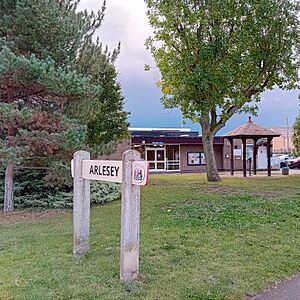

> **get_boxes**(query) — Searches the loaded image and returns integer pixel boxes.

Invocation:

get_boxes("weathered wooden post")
[248,157,252,176]
[242,138,247,177]
[73,150,91,257]
[120,150,141,282]
[71,149,148,277]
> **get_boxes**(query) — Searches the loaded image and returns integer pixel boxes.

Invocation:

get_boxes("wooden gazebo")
[224,117,280,177]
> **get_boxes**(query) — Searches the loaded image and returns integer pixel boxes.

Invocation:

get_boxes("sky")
[79,0,300,134]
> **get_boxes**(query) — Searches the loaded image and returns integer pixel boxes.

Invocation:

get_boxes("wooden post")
[242,138,247,177]
[120,150,141,282]
[267,137,272,177]
[73,150,91,257]
[253,138,257,175]
[248,158,252,176]
[229,138,234,176]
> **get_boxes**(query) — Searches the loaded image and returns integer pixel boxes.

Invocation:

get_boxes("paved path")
[220,169,300,177]
[247,273,300,300]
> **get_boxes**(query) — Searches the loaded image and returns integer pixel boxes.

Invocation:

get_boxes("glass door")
[146,147,166,171]
[146,149,156,170]
[156,149,165,170]
[166,145,180,170]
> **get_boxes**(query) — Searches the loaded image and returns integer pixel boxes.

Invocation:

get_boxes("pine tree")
[0,0,128,211]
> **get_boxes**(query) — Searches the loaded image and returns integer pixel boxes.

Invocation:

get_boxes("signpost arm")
[120,150,141,282]
[73,150,91,257]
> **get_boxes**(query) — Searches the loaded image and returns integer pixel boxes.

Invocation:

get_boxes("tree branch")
[170,42,181,54]
[212,103,243,134]
[244,67,268,98]
[174,22,191,52]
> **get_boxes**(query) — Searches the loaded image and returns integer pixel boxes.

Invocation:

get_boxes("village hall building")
[101,118,279,174]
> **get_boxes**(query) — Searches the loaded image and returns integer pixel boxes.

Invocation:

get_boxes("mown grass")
[0,173,300,299]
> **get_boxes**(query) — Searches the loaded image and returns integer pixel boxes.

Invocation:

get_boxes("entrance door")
[257,146,268,169]
[146,147,166,171]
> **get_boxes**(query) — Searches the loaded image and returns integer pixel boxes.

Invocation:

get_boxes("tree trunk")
[4,163,14,212]
[200,118,221,182]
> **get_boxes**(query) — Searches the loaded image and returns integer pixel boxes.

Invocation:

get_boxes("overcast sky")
[79,0,300,134]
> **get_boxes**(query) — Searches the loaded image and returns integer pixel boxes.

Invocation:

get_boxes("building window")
[187,152,206,166]
[188,152,200,165]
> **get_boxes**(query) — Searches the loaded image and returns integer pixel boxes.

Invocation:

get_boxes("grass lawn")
[1,174,300,300]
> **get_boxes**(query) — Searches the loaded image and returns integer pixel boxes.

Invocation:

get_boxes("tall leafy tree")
[293,115,300,156]
[145,0,300,181]
[0,0,128,211]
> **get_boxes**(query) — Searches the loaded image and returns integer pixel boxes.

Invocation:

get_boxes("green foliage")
[91,180,121,205]
[293,115,300,156]
[0,169,120,208]
[0,0,106,66]
[146,0,300,131]
[146,0,300,181]
[0,47,102,102]
[72,37,129,146]
[0,102,87,168]
[0,0,128,144]
[0,102,32,127]
[0,0,128,189]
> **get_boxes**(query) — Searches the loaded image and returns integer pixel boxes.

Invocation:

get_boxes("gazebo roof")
[224,117,280,138]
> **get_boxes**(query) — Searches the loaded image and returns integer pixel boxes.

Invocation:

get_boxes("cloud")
[79,0,155,80]
[78,0,300,130]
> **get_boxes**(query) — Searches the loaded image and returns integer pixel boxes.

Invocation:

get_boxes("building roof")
[131,136,224,145]
[129,127,223,145]
[270,127,294,139]
[129,127,191,132]
[224,117,280,138]
[130,128,199,138]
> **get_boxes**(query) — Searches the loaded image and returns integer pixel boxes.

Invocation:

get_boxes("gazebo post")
[267,137,272,176]
[253,138,258,175]
[242,138,247,177]
[229,138,234,175]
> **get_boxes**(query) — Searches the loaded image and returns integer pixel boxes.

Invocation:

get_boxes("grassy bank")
[1,174,300,299]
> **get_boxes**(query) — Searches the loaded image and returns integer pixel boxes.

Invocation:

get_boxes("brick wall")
[97,139,131,160]
[223,138,244,170]
[180,144,223,172]
[272,136,294,154]
[97,140,225,172]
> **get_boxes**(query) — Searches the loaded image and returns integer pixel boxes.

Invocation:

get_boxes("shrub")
[0,168,120,209]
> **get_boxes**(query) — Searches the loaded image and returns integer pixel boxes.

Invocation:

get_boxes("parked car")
[288,157,300,169]
[271,154,294,169]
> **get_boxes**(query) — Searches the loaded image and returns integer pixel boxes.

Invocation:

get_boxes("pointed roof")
[224,117,280,138]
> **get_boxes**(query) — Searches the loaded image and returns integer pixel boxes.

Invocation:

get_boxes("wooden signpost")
[72,149,149,282]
